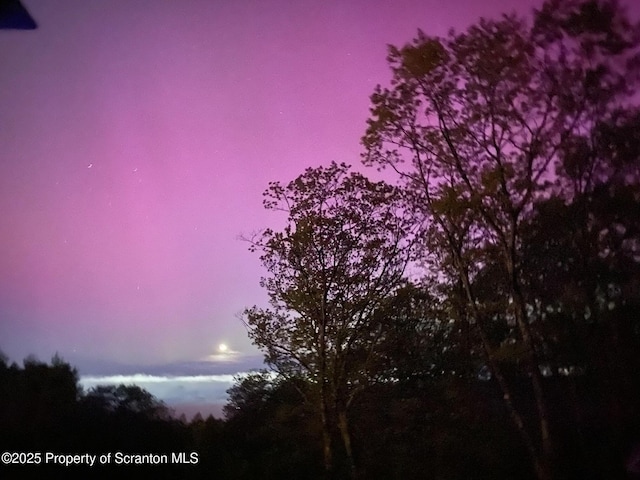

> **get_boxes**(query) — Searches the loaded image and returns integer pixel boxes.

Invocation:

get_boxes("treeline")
[0,351,566,479]
[1,327,639,480]
[0,353,224,478]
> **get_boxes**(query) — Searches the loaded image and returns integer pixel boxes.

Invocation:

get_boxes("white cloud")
[81,373,239,384]
[79,372,248,406]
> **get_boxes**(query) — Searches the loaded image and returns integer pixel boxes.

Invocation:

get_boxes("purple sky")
[2,0,638,414]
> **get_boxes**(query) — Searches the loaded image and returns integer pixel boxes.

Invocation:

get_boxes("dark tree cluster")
[239,1,640,479]
[0,353,226,479]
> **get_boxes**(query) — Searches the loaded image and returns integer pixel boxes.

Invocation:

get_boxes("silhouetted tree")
[361,1,640,478]
[243,162,413,477]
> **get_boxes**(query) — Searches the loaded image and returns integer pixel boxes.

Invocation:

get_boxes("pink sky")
[2,0,637,393]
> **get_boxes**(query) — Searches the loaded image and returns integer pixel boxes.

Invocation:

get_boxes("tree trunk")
[455,251,553,480]
[320,393,333,478]
[506,249,554,480]
[337,407,357,479]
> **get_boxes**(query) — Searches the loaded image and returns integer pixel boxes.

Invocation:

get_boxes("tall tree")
[361,1,639,478]
[243,162,412,478]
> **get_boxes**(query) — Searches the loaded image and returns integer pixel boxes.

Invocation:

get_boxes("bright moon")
[218,343,228,353]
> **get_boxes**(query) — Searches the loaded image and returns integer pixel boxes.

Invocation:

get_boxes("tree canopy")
[243,161,414,476]
[361,0,640,478]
